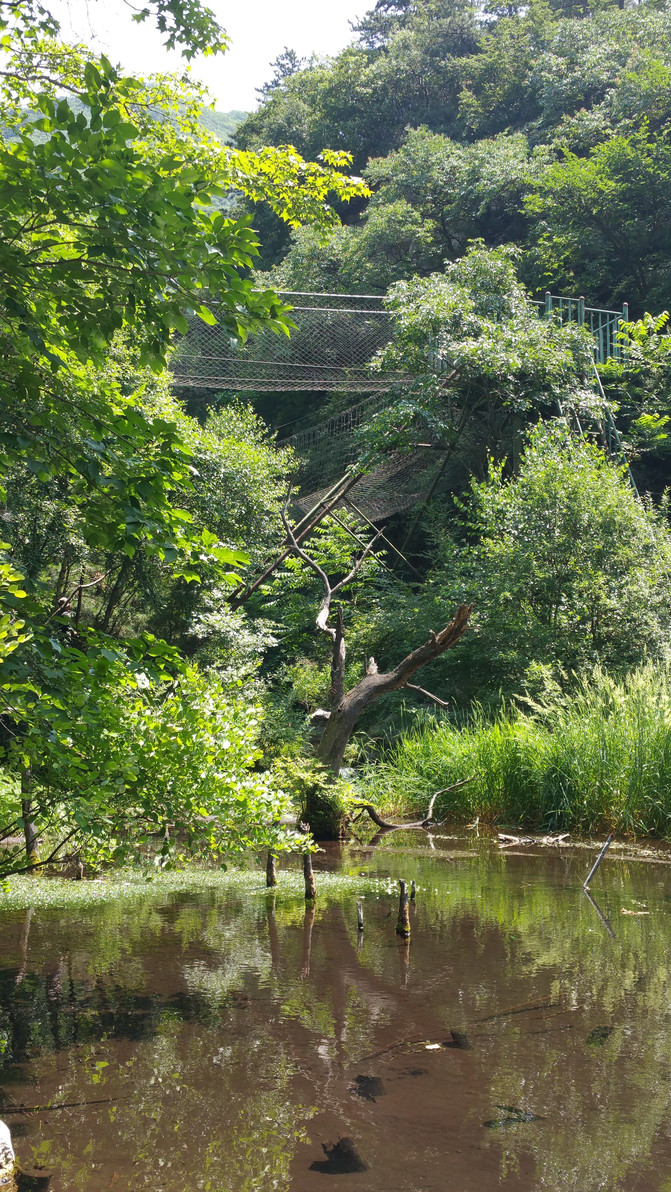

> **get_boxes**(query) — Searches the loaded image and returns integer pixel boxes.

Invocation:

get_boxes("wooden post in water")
[584,834,613,890]
[303,851,316,900]
[396,880,411,938]
[410,880,416,902]
[357,900,364,932]
[266,850,278,888]
[398,939,410,988]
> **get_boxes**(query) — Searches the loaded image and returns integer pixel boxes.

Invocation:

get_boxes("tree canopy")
[0,0,368,873]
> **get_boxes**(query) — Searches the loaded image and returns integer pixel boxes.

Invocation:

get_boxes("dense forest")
[241,0,671,313]
[1,0,671,880]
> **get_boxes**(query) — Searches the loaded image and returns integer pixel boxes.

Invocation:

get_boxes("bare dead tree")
[280,493,473,776]
[316,605,473,773]
[280,491,382,710]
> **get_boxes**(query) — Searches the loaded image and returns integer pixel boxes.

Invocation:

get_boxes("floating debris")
[310,1137,369,1174]
[484,1106,544,1129]
[621,908,650,916]
[498,833,570,848]
[351,1075,386,1102]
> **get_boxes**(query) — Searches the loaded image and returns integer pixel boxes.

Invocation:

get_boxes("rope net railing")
[171,288,630,527]
[171,291,398,392]
[281,393,487,525]
[172,289,627,394]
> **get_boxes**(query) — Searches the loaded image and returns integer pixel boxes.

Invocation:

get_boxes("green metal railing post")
[577,296,585,328]
[617,303,630,362]
[544,291,552,319]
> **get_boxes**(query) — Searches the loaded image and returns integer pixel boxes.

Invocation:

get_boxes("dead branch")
[280,487,383,645]
[353,777,474,833]
[1,1095,129,1115]
[44,569,112,626]
[317,603,473,772]
[404,682,451,709]
[230,468,365,609]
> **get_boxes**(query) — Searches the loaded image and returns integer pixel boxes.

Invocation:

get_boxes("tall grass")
[364,664,671,836]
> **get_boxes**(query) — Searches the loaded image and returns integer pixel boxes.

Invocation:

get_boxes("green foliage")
[365,661,671,837]
[343,421,671,711]
[0,0,228,60]
[0,543,29,662]
[270,755,354,839]
[0,659,305,876]
[378,244,590,408]
[461,421,671,678]
[0,0,370,871]
[237,0,479,168]
[263,129,537,294]
[242,0,671,309]
[351,244,593,477]
[526,127,671,308]
[599,312,671,469]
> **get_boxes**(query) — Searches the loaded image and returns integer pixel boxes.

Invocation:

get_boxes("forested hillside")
[239,0,671,312]
[224,0,671,830]
[199,107,248,142]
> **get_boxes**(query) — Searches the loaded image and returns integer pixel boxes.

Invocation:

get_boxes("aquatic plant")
[364,662,671,835]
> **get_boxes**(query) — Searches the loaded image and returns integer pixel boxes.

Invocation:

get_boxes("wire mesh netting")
[282,394,476,525]
[171,291,400,392]
[172,288,632,526]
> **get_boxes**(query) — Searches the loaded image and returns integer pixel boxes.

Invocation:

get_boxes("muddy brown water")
[2,835,671,1191]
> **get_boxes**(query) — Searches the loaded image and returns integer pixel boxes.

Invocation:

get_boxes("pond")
[2,834,671,1191]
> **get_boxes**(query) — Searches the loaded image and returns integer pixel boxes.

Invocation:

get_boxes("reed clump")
[365,663,671,836]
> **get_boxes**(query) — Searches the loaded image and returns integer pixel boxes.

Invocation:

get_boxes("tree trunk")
[21,768,39,869]
[316,604,472,773]
[330,605,346,708]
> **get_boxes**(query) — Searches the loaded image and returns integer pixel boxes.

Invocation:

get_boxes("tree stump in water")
[303,851,316,900]
[310,1137,368,1174]
[265,850,278,888]
[396,879,411,938]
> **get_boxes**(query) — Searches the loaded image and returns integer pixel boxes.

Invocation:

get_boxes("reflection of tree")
[2,854,671,1190]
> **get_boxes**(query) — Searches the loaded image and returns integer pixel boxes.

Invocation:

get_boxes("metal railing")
[532,293,629,364]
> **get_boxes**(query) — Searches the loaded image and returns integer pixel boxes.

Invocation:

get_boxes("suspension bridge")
[172,288,632,589]
[172,290,629,393]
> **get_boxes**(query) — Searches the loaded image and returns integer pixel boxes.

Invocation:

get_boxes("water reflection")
[0,846,671,1189]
